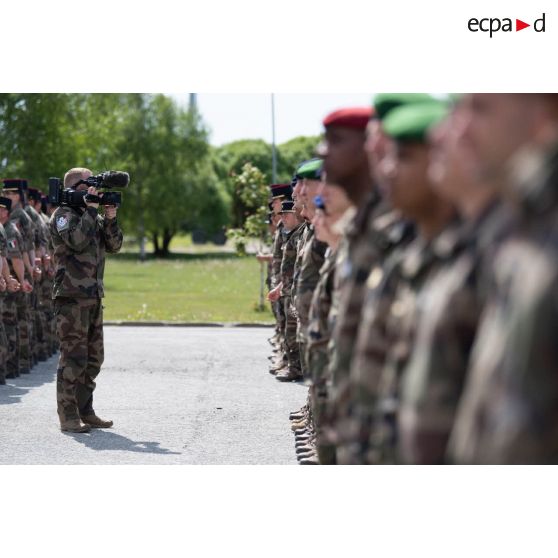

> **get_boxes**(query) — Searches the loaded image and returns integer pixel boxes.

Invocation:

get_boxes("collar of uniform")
[347,189,382,238]
[399,236,437,279]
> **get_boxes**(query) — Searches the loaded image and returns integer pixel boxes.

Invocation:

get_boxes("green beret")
[383,101,449,143]
[296,158,322,180]
[372,93,436,121]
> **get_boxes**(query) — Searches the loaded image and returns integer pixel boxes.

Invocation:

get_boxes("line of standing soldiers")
[0,179,58,385]
[261,93,558,465]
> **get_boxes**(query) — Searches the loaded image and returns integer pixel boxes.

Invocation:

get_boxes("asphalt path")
[0,327,307,464]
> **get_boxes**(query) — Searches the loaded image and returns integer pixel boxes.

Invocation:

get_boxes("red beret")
[323,107,374,130]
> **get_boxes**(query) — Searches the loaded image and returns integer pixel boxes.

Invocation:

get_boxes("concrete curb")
[104,321,274,328]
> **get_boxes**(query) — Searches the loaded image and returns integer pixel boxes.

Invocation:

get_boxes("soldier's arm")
[102,215,123,254]
[53,208,98,252]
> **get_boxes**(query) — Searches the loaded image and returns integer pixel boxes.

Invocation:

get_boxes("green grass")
[103,254,274,323]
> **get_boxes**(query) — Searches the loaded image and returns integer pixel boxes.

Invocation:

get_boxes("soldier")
[394,98,515,464]
[268,199,305,382]
[447,94,558,463]
[0,197,11,385]
[2,179,35,374]
[0,196,28,380]
[50,167,123,433]
[265,183,293,375]
[302,180,353,464]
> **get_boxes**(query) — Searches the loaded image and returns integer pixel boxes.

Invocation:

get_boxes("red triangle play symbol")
[516,19,530,31]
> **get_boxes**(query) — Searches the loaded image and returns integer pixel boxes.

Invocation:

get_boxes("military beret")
[323,107,373,130]
[280,200,296,213]
[0,196,12,211]
[2,178,26,192]
[296,158,323,180]
[372,93,436,121]
[383,101,449,143]
[270,183,293,199]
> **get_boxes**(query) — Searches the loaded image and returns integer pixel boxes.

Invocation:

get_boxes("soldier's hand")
[267,286,281,302]
[85,186,99,209]
[0,277,6,292]
[7,276,20,292]
[21,279,33,293]
[33,266,42,281]
[104,205,117,220]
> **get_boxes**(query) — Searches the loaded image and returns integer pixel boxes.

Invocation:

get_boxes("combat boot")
[61,420,91,433]
[299,455,319,465]
[276,368,303,382]
[81,414,113,428]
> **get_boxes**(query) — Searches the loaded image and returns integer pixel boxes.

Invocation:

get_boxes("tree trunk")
[153,233,161,256]
[161,228,174,257]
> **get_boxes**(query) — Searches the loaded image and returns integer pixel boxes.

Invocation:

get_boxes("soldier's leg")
[277,296,302,381]
[28,291,37,366]
[55,298,90,425]
[35,286,48,361]
[0,299,8,384]
[77,299,104,418]
[3,295,20,378]
[15,292,31,373]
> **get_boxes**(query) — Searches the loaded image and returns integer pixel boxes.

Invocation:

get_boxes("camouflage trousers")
[55,297,104,424]
[2,294,20,378]
[308,346,336,464]
[0,297,8,382]
[283,296,301,374]
[15,292,31,373]
[41,275,57,353]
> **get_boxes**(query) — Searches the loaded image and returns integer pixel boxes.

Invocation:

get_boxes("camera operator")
[50,167,123,433]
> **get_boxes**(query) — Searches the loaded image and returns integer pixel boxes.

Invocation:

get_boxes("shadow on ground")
[65,429,181,455]
[0,356,58,406]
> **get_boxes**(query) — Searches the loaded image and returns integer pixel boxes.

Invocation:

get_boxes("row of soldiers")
[261,93,558,465]
[0,179,58,385]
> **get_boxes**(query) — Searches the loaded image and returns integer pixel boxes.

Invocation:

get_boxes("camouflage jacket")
[4,221,25,280]
[327,193,413,401]
[0,223,6,298]
[9,206,34,253]
[271,223,285,289]
[50,205,123,299]
[396,201,514,464]
[280,222,305,297]
[25,205,48,251]
[449,145,558,464]
[295,225,328,342]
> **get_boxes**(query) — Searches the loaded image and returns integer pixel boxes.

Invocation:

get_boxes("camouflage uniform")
[295,224,327,379]
[3,222,24,378]
[327,197,412,455]
[50,205,123,425]
[0,223,8,383]
[306,247,337,463]
[25,204,49,360]
[449,147,558,464]
[396,202,514,464]
[280,222,305,378]
[9,206,34,373]
[271,223,286,361]
[41,211,57,353]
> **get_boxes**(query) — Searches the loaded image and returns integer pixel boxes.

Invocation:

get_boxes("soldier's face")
[312,210,330,244]
[321,126,369,190]
[280,212,297,230]
[365,119,391,189]
[303,179,321,214]
[317,180,352,220]
[460,94,545,181]
[271,198,282,215]
[385,141,434,218]
[4,191,20,207]
[0,207,8,222]
[292,181,303,211]
[74,170,92,191]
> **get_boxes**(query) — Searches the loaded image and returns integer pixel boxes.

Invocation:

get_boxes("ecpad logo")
[468,13,546,37]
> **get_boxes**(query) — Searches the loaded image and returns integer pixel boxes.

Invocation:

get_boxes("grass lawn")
[103,254,274,323]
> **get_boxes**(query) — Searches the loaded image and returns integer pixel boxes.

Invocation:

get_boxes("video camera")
[48,171,130,208]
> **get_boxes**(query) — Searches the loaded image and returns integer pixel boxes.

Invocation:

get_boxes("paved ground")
[0,327,307,464]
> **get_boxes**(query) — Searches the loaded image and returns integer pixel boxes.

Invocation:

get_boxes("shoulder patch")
[56,216,69,232]
[8,238,17,249]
